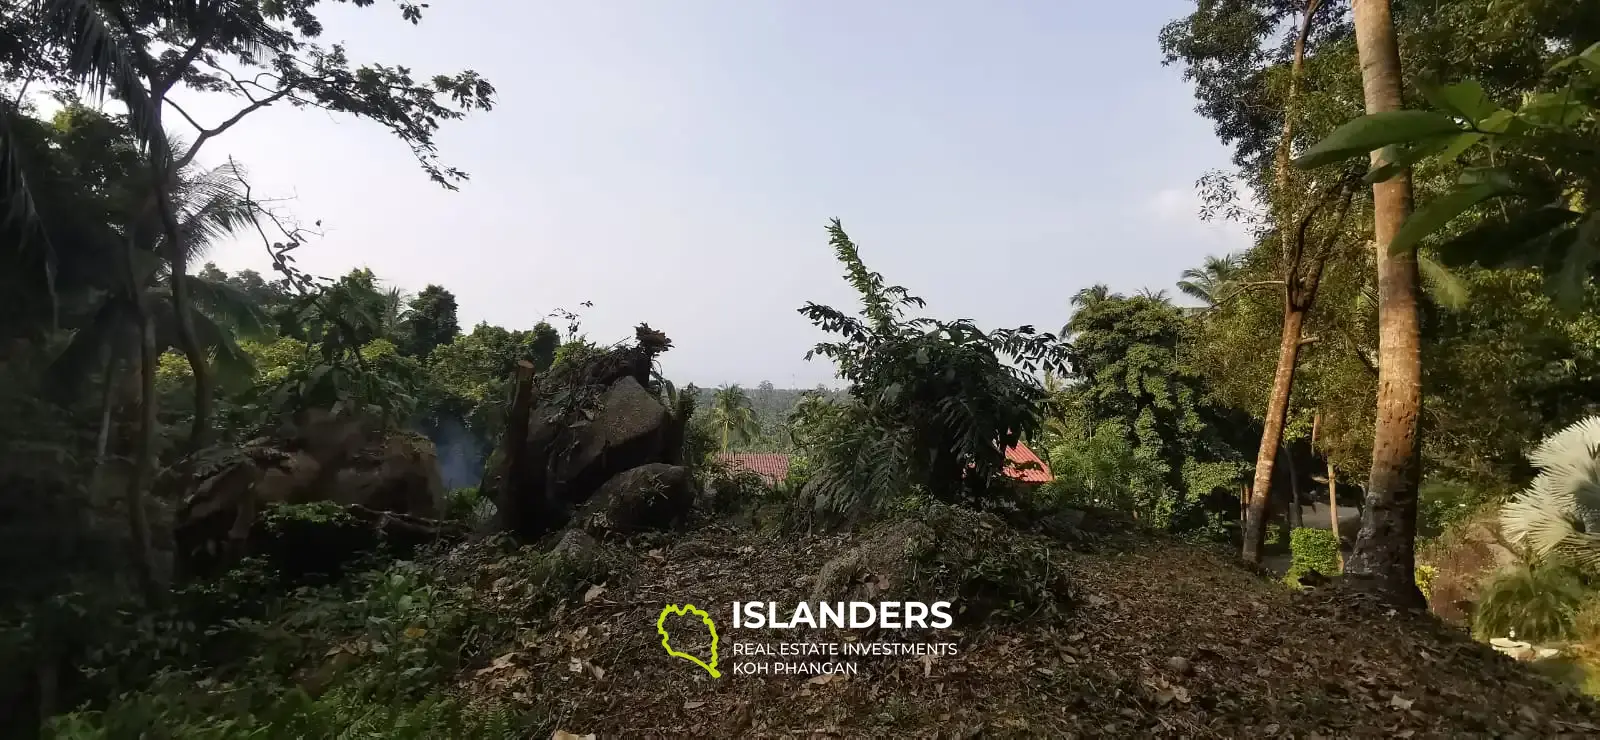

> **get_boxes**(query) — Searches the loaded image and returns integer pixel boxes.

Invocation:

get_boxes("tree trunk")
[126,309,161,603]
[1241,0,1324,564]
[1345,0,1426,609]
[150,130,214,477]
[1243,308,1305,562]
[1284,442,1303,529]
[494,361,537,535]
[1328,461,1344,572]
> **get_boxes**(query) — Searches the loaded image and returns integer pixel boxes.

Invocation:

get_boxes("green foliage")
[893,503,1073,624]
[797,220,1071,517]
[443,487,495,526]
[1047,290,1247,530]
[1285,528,1341,588]
[1297,45,1600,307]
[709,384,761,454]
[697,460,772,515]
[398,285,460,359]
[1472,564,1589,642]
[1500,416,1600,570]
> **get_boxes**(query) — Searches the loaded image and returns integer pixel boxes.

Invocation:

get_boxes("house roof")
[1003,441,1053,484]
[716,443,1052,486]
[717,453,790,485]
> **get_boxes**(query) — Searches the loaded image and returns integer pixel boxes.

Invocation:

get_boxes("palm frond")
[183,273,267,337]
[1502,415,1600,569]
[41,0,159,146]
[1418,254,1469,311]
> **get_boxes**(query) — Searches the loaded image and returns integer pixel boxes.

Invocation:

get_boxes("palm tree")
[1071,284,1113,309]
[1345,0,1426,608]
[710,384,760,454]
[1176,254,1242,307]
[1501,417,1600,569]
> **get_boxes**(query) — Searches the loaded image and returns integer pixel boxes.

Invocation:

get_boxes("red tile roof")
[718,453,790,485]
[717,443,1052,486]
[1003,441,1053,484]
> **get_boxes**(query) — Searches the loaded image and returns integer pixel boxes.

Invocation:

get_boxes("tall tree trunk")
[149,130,214,475]
[1328,461,1344,572]
[1241,0,1324,564]
[1244,312,1306,561]
[1346,0,1426,609]
[1284,442,1303,529]
[126,308,161,603]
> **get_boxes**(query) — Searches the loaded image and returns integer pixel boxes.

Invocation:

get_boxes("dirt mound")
[435,513,1598,738]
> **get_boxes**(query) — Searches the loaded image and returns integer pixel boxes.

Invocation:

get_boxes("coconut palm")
[1176,253,1242,307]
[710,384,761,454]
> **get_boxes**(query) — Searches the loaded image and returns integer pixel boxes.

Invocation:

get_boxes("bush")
[1472,564,1588,642]
[1284,528,1341,588]
[697,461,771,515]
[444,486,496,526]
[1415,564,1437,600]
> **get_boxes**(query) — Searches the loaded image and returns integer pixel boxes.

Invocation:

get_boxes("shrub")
[1284,528,1341,588]
[1472,564,1588,642]
[444,486,496,526]
[1415,564,1437,600]
[698,461,771,515]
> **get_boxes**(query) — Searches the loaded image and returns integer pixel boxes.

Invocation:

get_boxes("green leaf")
[1293,110,1466,169]
[1521,91,1588,128]
[1436,206,1583,268]
[1365,134,1476,183]
[1417,254,1468,311]
[1389,182,1512,255]
[1418,79,1498,123]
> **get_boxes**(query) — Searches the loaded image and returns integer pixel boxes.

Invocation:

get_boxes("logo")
[656,603,721,678]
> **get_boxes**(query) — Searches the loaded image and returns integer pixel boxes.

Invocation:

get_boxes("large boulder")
[548,376,670,505]
[1420,505,1523,625]
[576,463,696,535]
[175,424,452,578]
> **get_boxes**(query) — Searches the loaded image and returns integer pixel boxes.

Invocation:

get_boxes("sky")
[175,0,1252,388]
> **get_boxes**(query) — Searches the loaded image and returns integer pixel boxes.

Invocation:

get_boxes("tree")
[1057,290,1248,529]
[799,219,1072,516]
[710,384,759,454]
[1339,0,1426,607]
[1177,253,1243,307]
[401,285,460,359]
[15,0,495,474]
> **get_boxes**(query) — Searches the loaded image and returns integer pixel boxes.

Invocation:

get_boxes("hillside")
[68,503,1600,739]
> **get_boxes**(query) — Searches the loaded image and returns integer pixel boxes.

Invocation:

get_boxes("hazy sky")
[179,0,1249,388]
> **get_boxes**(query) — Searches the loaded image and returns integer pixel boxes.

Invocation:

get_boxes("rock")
[1167,656,1193,675]
[546,376,671,508]
[576,463,695,535]
[811,519,936,602]
[175,423,452,578]
[551,530,598,560]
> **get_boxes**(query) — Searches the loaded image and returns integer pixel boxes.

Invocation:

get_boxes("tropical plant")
[797,219,1071,517]
[1294,43,1600,307]
[1501,416,1600,570]
[710,384,760,454]
[1472,563,1589,642]
[1177,253,1244,307]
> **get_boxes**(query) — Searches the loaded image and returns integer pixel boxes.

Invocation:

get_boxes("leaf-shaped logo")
[656,603,721,678]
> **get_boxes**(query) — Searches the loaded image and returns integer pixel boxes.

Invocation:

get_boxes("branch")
[172,87,294,172]
[1298,335,1320,346]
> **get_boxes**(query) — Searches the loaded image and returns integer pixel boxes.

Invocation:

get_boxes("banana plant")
[1294,42,1600,307]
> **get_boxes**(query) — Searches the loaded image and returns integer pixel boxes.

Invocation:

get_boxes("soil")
[460,517,1600,738]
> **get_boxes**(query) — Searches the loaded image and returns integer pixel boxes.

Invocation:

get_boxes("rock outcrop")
[491,325,696,541]
[174,413,453,579]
